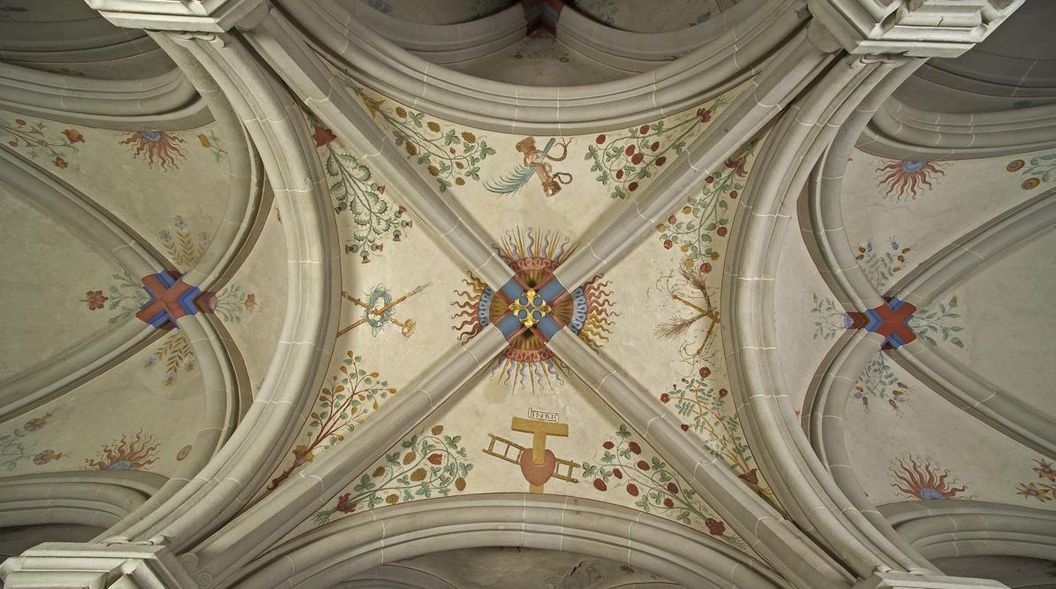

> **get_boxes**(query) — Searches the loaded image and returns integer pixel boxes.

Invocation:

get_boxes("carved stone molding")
[853,570,1009,589]
[807,0,1024,57]
[0,543,196,588]
[85,0,269,33]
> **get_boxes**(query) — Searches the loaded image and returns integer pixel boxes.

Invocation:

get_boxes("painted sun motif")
[875,159,945,200]
[120,130,186,170]
[889,455,966,501]
[452,228,617,390]
[85,431,160,471]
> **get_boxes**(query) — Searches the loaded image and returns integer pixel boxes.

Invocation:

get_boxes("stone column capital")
[0,542,197,588]
[84,0,269,32]
[854,571,1010,589]
[807,0,1024,58]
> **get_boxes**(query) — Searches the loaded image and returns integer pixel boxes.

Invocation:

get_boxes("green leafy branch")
[908,296,964,348]
[313,425,472,524]
[581,425,745,547]
[656,141,755,262]
[585,99,730,200]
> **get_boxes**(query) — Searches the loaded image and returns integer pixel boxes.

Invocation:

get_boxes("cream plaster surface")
[0,329,205,478]
[843,358,1053,511]
[217,206,287,398]
[346,83,742,248]
[280,375,757,557]
[841,149,1050,294]
[936,228,1056,425]
[0,184,120,379]
[0,112,234,274]
[775,207,840,414]
[254,183,469,495]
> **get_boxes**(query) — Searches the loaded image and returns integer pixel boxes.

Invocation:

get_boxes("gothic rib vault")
[0,0,1054,587]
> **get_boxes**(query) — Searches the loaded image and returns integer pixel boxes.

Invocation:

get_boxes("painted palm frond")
[485,165,535,195]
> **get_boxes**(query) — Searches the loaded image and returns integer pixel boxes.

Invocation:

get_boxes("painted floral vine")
[0,413,63,471]
[1007,154,1056,191]
[0,116,82,168]
[810,293,847,340]
[268,351,396,490]
[655,141,755,264]
[659,376,774,502]
[586,99,731,200]
[312,424,472,523]
[196,130,227,162]
[856,238,911,292]
[908,295,964,348]
[309,113,412,262]
[852,354,910,412]
[1016,459,1055,503]
[346,86,496,193]
[581,425,745,547]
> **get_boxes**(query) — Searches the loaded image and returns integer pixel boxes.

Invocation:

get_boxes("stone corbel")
[85,0,269,33]
[854,571,1009,589]
[807,0,1024,57]
[0,542,196,588]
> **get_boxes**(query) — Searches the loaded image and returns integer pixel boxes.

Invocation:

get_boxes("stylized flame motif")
[889,456,965,501]
[875,160,945,200]
[451,228,617,391]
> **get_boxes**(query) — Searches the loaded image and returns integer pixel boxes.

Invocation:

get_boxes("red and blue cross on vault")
[845,297,918,349]
[135,271,215,329]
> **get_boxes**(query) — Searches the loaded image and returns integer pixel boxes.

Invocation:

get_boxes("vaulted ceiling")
[0,1,1053,588]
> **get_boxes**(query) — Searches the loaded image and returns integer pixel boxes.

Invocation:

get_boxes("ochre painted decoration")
[0,115,82,168]
[485,137,573,197]
[268,351,396,491]
[311,424,473,524]
[119,130,186,170]
[889,455,967,501]
[452,228,616,390]
[339,284,428,338]
[654,261,720,365]
[483,416,580,493]
[1006,154,1055,191]
[874,159,945,200]
[0,412,64,471]
[1016,459,1055,503]
[85,431,160,471]
[845,297,918,349]
[581,424,747,548]
[308,111,413,263]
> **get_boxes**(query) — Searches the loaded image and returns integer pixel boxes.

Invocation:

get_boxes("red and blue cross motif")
[845,297,917,349]
[135,271,205,329]
[494,275,571,342]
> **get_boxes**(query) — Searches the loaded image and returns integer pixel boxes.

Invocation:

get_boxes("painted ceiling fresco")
[238,77,780,565]
[770,143,1056,517]
[0,109,264,482]
[0,0,1052,586]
